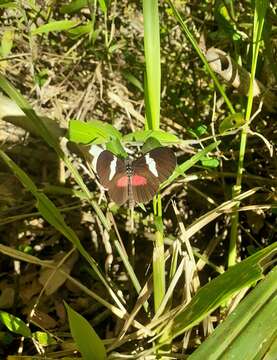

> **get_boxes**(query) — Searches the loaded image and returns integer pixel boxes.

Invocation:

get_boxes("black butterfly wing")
[131,147,176,204]
[96,150,129,205]
[130,162,160,204]
[147,147,176,182]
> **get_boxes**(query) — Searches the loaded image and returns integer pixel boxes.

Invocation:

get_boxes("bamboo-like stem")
[143,0,165,316]
[228,0,268,267]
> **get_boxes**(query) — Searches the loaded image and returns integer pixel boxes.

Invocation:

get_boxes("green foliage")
[0,311,31,338]
[0,29,14,58]
[0,0,276,358]
[219,113,245,133]
[31,20,79,35]
[189,266,277,359]
[65,303,107,360]
[159,243,277,344]
[68,119,122,145]
[32,331,57,347]
[123,129,179,144]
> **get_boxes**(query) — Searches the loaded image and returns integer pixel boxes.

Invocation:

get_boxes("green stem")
[143,0,165,314]
[228,0,268,267]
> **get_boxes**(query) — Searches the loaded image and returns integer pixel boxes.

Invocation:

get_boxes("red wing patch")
[116,176,129,188]
[131,175,147,186]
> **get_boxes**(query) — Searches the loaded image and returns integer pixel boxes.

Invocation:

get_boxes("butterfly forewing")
[96,150,129,204]
[147,147,176,182]
[131,147,176,203]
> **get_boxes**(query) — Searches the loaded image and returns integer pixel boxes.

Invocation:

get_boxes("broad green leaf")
[219,113,245,134]
[159,243,277,344]
[123,130,179,144]
[123,130,153,143]
[0,311,31,338]
[65,303,107,360]
[200,157,220,168]
[0,29,14,57]
[60,0,88,14]
[106,138,127,158]
[68,119,121,144]
[188,266,277,359]
[67,23,92,39]
[31,20,78,35]
[151,130,179,144]
[32,331,56,346]
[141,136,162,154]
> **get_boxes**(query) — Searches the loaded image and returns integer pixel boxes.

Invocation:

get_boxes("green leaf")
[159,243,277,344]
[141,136,162,154]
[68,119,121,144]
[60,0,88,14]
[67,23,92,39]
[32,331,57,346]
[200,157,220,168]
[123,129,179,144]
[188,266,277,359]
[0,311,31,338]
[143,0,161,129]
[31,20,78,35]
[219,113,245,134]
[65,303,107,360]
[0,29,14,58]
[151,130,179,144]
[122,71,144,92]
[188,124,208,138]
[106,138,127,158]
[97,0,107,13]
[0,1,17,10]
[123,130,153,143]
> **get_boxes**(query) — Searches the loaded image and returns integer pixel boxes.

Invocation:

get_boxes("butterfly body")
[96,147,176,205]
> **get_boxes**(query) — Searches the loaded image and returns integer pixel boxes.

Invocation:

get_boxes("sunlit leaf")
[219,113,245,133]
[0,29,14,57]
[31,20,78,35]
[159,243,277,344]
[32,331,57,346]
[0,311,31,338]
[68,119,121,144]
[60,0,88,14]
[189,266,277,359]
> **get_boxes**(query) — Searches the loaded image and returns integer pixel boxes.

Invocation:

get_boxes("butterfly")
[96,147,176,205]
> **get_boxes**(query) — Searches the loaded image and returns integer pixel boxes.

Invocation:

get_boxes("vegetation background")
[0,0,276,359]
